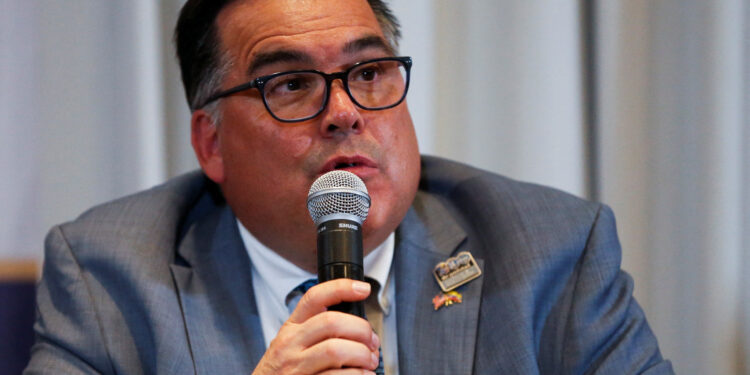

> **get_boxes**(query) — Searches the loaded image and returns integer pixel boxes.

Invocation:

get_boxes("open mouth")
[335,162,359,169]
[319,156,378,178]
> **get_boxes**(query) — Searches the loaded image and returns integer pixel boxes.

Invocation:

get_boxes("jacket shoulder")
[34,171,216,374]
[73,170,209,222]
[53,170,217,263]
[419,155,602,222]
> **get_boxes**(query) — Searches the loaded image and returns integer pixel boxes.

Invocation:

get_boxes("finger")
[289,279,370,323]
[318,369,376,375]
[301,338,379,373]
[298,311,379,350]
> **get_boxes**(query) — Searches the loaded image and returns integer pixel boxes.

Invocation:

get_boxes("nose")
[318,81,364,138]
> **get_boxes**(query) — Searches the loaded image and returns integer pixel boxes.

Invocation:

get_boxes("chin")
[362,197,401,248]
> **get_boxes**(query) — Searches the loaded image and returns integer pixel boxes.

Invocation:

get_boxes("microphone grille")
[307,170,371,225]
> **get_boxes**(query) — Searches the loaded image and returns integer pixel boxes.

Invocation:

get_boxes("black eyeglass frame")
[196,56,412,123]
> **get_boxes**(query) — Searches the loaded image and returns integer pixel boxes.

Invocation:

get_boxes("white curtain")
[425,1,587,197]
[2,0,748,373]
[1,1,41,261]
[1,0,185,262]
[597,1,748,373]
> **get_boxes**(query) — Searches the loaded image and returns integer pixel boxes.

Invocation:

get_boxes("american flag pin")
[432,290,463,310]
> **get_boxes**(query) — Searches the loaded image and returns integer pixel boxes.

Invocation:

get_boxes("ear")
[191,109,225,184]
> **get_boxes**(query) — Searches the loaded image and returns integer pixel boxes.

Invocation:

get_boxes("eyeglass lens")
[263,59,407,121]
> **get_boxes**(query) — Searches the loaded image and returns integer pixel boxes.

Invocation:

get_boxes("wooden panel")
[0,260,38,282]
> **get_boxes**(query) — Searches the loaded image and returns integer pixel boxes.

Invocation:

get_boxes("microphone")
[307,170,371,317]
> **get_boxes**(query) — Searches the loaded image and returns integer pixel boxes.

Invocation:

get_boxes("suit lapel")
[396,192,484,375]
[170,204,266,374]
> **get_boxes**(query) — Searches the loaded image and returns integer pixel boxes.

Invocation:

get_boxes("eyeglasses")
[197,56,412,123]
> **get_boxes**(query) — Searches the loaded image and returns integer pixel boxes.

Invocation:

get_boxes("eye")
[351,64,382,82]
[285,78,303,91]
[274,77,306,92]
[266,73,317,96]
[358,67,378,81]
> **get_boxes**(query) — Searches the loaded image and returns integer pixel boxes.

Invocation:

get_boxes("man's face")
[193,0,420,271]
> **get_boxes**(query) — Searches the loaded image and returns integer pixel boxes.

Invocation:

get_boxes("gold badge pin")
[433,251,482,292]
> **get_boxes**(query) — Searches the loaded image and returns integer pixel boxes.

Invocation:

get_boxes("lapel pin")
[432,290,463,310]
[433,251,482,292]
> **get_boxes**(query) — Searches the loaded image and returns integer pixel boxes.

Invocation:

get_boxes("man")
[25,0,674,374]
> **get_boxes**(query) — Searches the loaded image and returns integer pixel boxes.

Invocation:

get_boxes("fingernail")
[371,331,380,350]
[352,281,370,295]
[371,352,379,368]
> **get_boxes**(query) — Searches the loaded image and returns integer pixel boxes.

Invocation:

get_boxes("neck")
[236,217,390,275]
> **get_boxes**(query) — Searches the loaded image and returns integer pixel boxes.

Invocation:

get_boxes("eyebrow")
[247,50,314,77]
[246,35,393,77]
[343,35,393,55]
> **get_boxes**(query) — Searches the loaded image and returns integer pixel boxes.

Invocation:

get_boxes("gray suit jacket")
[25,156,673,374]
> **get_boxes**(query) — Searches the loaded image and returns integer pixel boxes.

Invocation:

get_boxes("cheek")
[366,110,420,213]
[287,134,313,159]
[226,120,314,165]
[375,112,419,176]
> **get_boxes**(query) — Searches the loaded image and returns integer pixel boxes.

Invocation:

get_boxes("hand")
[252,279,381,375]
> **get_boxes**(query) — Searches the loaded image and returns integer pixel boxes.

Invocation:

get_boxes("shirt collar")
[237,219,394,312]
[237,220,314,314]
[363,231,395,313]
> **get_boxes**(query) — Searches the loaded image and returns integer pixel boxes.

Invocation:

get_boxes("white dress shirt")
[237,220,399,373]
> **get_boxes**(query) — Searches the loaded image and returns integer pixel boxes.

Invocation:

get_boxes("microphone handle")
[317,219,365,318]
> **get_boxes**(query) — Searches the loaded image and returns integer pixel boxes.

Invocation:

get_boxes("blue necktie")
[286,278,318,313]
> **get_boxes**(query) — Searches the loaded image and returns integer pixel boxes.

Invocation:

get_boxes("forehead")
[216,0,386,67]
